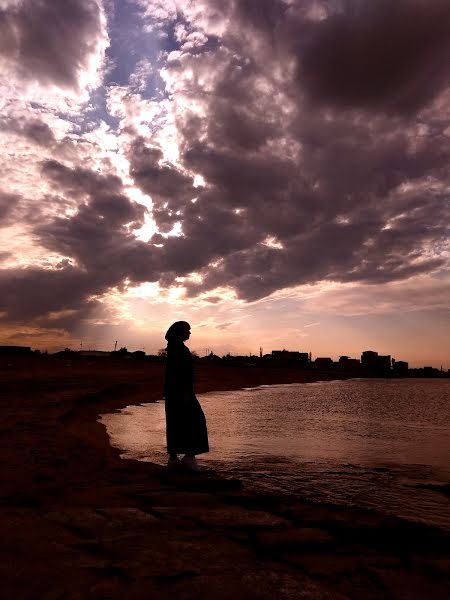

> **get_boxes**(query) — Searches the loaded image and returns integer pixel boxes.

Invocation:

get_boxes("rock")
[369,567,450,600]
[257,527,332,551]
[287,553,364,577]
[155,506,289,530]
[97,507,159,526]
[46,508,108,534]
[412,555,450,577]
[138,490,222,508]
[161,472,243,492]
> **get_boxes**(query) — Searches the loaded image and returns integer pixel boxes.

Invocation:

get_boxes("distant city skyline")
[1,339,446,371]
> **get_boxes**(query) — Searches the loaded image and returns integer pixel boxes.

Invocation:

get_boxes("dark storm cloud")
[298,0,450,114]
[0,160,162,327]
[21,119,56,147]
[183,143,293,201]
[0,266,104,323]
[158,191,262,279]
[41,160,146,228]
[206,103,279,152]
[178,124,448,299]
[0,190,21,226]
[128,137,196,232]
[0,116,56,147]
[0,0,104,88]
[38,160,156,275]
[135,0,450,301]
[2,0,449,333]
[0,191,14,222]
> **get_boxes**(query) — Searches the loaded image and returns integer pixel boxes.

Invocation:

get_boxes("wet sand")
[0,357,448,599]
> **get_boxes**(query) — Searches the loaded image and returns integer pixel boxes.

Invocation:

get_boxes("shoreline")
[102,376,450,533]
[1,359,449,598]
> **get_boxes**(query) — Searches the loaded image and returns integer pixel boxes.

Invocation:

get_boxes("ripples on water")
[101,379,450,530]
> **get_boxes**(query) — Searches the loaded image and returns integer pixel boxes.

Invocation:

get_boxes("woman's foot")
[181,455,201,472]
[167,456,182,470]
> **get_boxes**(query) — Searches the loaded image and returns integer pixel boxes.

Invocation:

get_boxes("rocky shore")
[1,358,448,599]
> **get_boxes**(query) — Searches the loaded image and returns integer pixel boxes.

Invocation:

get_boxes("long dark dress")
[163,341,209,455]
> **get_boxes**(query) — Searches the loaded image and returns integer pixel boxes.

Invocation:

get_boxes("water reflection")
[101,379,450,529]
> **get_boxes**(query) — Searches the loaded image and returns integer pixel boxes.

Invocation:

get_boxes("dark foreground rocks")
[0,360,449,599]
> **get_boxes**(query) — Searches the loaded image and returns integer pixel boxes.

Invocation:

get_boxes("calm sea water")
[101,379,450,530]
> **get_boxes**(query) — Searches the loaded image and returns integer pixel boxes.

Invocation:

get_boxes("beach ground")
[0,357,448,599]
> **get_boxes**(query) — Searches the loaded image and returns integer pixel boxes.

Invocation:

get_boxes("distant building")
[393,360,408,375]
[423,366,440,376]
[201,351,221,362]
[78,350,111,357]
[0,345,32,355]
[272,350,308,359]
[361,350,379,367]
[377,355,391,370]
[271,350,309,363]
[361,350,391,373]
[314,357,334,365]
[338,356,360,368]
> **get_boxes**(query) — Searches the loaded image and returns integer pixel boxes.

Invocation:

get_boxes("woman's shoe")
[167,456,182,470]
[181,455,201,472]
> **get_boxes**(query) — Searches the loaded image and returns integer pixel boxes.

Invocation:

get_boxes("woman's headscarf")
[165,321,190,345]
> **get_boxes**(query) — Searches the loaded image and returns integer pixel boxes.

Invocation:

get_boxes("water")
[101,379,450,530]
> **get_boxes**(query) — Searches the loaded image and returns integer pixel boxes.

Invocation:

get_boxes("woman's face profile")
[183,323,191,341]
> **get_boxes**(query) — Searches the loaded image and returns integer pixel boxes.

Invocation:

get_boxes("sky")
[0,0,449,367]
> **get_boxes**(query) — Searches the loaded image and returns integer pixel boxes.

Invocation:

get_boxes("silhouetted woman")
[163,321,209,471]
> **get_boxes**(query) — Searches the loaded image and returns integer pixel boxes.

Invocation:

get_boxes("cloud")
[0,265,102,324]
[138,0,450,301]
[128,136,196,232]
[299,275,450,317]
[23,119,56,146]
[0,191,15,221]
[298,0,450,114]
[0,116,57,148]
[36,160,155,272]
[0,190,20,225]
[129,58,153,92]
[0,0,449,343]
[215,321,233,330]
[0,160,162,328]
[0,0,107,90]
